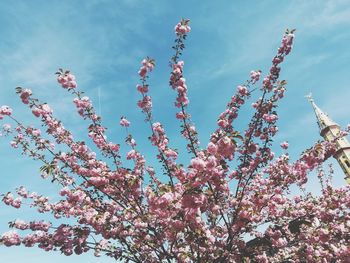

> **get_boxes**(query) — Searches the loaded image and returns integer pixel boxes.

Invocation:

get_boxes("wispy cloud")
[194,0,350,79]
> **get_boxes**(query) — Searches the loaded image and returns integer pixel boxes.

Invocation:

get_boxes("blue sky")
[0,0,350,262]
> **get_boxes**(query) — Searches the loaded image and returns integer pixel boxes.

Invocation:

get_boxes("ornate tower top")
[306,93,350,184]
[306,93,339,133]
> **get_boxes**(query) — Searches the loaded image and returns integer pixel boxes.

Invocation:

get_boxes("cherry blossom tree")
[0,19,349,263]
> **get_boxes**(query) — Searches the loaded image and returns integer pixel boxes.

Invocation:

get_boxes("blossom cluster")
[57,69,77,89]
[174,18,191,36]
[0,105,12,120]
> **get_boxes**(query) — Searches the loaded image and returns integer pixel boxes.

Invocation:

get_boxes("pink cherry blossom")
[57,71,77,89]
[280,141,289,149]
[0,105,12,116]
[119,117,130,127]
[174,19,191,35]
[1,231,21,246]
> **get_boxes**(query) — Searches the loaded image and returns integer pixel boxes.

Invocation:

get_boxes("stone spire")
[306,93,339,134]
[307,93,350,184]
